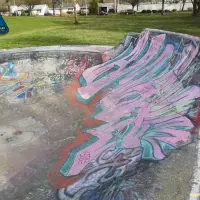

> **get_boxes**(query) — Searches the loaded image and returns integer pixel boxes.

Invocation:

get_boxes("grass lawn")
[1,12,200,49]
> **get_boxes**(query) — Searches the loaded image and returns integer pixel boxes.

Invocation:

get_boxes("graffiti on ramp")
[48,29,200,200]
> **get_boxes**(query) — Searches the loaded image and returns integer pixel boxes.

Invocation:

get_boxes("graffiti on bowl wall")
[48,30,200,200]
[0,56,88,104]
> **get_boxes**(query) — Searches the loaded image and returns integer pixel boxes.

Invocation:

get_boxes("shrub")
[146,9,151,13]
[141,10,147,13]
[21,9,26,16]
[172,9,177,12]
[152,10,157,13]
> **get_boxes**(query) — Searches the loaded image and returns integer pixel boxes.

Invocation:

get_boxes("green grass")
[1,13,200,49]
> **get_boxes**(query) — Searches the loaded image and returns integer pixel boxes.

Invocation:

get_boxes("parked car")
[2,12,9,16]
[99,11,107,16]
[44,12,53,16]
[120,9,135,15]
[108,8,115,13]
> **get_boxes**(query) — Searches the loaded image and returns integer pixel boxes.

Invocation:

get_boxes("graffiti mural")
[48,29,200,200]
[0,55,89,104]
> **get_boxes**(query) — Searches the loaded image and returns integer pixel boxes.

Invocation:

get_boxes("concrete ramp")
[0,29,200,200]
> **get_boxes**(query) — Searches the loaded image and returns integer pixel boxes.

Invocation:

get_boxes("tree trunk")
[130,0,140,11]
[74,0,78,24]
[161,0,165,15]
[198,0,200,12]
[182,0,186,11]
[52,0,55,16]
[7,0,11,16]
[28,5,32,16]
[60,0,63,16]
[114,0,116,13]
[193,0,197,16]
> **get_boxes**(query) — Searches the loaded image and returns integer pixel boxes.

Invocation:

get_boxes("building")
[98,3,133,13]
[18,5,29,11]
[17,5,28,15]
[134,0,193,12]
[117,3,133,13]
[48,3,80,15]
[80,5,89,15]
[31,4,48,16]
[98,3,114,13]
[10,6,18,14]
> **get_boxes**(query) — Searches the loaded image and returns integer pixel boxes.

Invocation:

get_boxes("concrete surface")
[0,29,199,200]
[0,47,108,200]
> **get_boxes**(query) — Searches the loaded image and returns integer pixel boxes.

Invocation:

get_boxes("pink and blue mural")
[48,29,200,200]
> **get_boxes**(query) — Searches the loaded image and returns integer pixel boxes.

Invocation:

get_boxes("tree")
[23,0,42,15]
[191,0,200,16]
[51,0,63,16]
[89,0,98,15]
[161,0,164,15]
[74,0,78,24]
[182,0,186,11]
[0,7,8,13]
[5,0,11,16]
[198,0,200,12]
[128,0,140,10]
[52,0,56,16]
[60,0,63,16]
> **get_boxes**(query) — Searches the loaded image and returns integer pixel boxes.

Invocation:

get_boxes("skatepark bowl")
[0,28,200,200]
